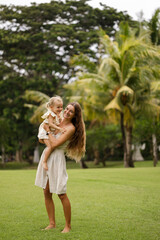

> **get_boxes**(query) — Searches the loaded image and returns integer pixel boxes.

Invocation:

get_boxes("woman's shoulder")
[66,123,75,134]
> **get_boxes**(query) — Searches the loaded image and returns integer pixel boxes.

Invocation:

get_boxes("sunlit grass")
[0,167,160,240]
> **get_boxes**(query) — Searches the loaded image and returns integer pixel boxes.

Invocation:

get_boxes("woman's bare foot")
[43,224,56,230]
[61,226,71,233]
[42,161,48,171]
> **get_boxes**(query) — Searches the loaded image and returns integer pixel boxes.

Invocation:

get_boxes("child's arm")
[48,114,62,131]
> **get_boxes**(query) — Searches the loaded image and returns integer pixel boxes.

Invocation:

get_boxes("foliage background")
[0,0,160,165]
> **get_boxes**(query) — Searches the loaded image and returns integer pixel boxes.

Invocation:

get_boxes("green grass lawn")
[0,167,160,240]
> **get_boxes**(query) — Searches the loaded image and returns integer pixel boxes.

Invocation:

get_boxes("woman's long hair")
[66,102,86,162]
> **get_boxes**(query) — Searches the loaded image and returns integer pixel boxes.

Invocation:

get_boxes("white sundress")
[35,133,68,194]
[37,110,63,140]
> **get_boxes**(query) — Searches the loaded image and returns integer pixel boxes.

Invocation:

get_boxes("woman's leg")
[58,193,71,233]
[43,181,56,229]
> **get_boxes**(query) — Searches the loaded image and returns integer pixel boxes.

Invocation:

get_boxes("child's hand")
[59,119,62,123]
[43,123,50,132]
[59,127,66,134]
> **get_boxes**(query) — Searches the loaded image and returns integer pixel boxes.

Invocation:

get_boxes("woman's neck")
[61,118,72,126]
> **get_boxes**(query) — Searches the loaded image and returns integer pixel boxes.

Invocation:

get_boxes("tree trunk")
[101,158,106,167]
[152,133,158,167]
[125,126,134,167]
[120,113,127,167]
[79,160,88,169]
[93,149,100,165]
[1,145,5,165]
[120,113,134,168]
[15,150,21,162]
[15,141,23,162]
[33,145,40,163]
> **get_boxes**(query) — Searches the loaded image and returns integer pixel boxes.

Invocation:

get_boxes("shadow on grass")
[0,162,37,170]
[0,159,157,170]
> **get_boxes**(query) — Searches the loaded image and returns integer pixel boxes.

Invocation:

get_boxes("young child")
[38,96,65,171]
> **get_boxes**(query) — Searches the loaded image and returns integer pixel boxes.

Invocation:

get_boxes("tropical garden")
[0,1,160,240]
[0,0,160,168]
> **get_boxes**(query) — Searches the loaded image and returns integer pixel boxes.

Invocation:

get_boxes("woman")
[35,102,86,233]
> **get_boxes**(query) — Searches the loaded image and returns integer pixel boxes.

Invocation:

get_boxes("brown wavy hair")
[66,102,86,162]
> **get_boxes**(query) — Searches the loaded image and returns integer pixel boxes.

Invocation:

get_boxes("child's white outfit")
[38,110,63,140]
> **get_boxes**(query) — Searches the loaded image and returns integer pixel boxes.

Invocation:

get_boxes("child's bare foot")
[61,226,71,233]
[42,161,48,171]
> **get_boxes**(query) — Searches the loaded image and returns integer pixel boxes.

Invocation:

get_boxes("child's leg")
[42,139,52,171]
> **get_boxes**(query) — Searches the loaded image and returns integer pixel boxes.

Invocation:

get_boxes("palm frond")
[104,98,122,112]
[124,61,137,85]
[79,73,107,83]
[151,81,160,92]
[70,53,97,73]
[24,90,49,104]
[30,103,47,124]
[99,29,120,58]
[24,103,37,110]
[99,58,121,81]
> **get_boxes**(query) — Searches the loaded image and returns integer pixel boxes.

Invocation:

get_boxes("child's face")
[50,100,63,115]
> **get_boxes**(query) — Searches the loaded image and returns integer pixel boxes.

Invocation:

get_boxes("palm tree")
[148,9,160,166]
[149,81,160,166]
[24,90,49,124]
[148,8,160,45]
[65,22,160,167]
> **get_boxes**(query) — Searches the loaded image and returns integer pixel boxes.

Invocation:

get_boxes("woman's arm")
[44,123,75,149]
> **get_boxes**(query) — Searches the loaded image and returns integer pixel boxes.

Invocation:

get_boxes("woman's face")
[63,104,75,120]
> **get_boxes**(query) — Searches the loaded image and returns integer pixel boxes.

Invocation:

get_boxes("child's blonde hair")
[46,96,63,109]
